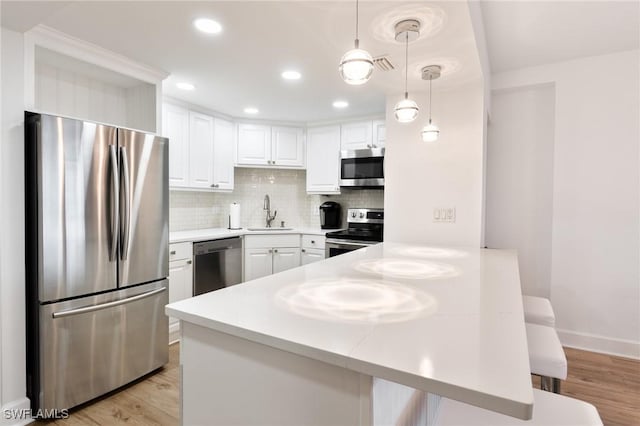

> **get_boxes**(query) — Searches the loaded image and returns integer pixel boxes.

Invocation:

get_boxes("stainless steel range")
[325,208,384,258]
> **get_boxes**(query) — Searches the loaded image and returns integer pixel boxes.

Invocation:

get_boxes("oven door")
[325,239,373,258]
[340,148,384,188]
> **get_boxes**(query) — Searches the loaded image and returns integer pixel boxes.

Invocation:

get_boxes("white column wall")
[486,84,556,298]
[384,81,485,247]
[1,27,30,425]
[492,50,640,358]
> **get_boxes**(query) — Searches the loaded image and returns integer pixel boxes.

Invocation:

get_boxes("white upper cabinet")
[340,121,373,150]
[163,103,235,192]
[237,124,304,168]
[236,124,272,166]
[340,120,385,150]
[372,120,386,148]
[189,112,215,188]
[306,126,341,194]
[271,126,305,167]
[212,118,234,191]
[163,104,190,188]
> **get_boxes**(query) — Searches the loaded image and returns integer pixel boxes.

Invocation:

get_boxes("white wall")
[492,50,640,358]
[0,27,30,424]
[384,81,485,247]
[486,84,556,298]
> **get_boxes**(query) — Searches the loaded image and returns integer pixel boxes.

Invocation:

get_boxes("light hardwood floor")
[39,344,639,426]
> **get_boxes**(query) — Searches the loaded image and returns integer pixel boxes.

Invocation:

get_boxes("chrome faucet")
[263,194,277,227]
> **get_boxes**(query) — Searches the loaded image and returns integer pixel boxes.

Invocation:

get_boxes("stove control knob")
[351,212,357,218]
[359,212,365,218]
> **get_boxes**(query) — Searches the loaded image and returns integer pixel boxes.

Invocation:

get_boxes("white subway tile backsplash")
[170,168,383,231]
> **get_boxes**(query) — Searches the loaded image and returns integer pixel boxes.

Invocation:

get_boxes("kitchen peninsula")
[166,243,534,425]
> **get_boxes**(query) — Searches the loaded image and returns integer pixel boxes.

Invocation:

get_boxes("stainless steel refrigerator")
[25,112,169,412]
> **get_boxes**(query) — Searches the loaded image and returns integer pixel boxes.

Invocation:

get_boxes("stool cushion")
[526,323,567,379]
[434,389,602,425]
[523,295,556,327]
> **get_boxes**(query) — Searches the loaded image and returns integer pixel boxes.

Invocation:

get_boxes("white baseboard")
[1,397,31,426]
[557,328,640,359]
[169,321,181,345]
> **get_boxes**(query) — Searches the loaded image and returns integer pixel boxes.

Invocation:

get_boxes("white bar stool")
[434,388,602,425]
[522,295,556,327]
[526,323,567,393]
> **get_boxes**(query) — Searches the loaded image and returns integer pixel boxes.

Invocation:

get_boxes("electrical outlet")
[433,207,456,223]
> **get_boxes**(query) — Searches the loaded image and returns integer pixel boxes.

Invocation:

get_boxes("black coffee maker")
[319,201,341,229]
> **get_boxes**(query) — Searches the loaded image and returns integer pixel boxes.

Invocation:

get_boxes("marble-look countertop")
[170,226,331,244]
[166,242,534,419]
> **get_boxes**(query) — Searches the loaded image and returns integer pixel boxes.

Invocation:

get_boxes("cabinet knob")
[268,249,273,253]
[210,183,219,188]
[170,250,176,255]
[301,249,306,253]
[311,240,315,244]
[274,249,278,253]
[186,260,192,264]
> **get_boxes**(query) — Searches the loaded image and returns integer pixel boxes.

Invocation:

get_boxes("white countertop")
[166,243,534,419]
[170,226,330,243]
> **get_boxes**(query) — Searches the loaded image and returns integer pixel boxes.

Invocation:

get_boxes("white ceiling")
[480,0,640,73]
[1,1,482,123]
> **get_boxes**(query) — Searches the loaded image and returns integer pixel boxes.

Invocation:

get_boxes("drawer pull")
[170,250,176,255]
[186,260,192,264]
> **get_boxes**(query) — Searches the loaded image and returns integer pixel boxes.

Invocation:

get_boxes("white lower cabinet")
[244,235,301,281]
[301,234,326,265]
[168,242,193,342]
[244,248,273,281]
[301,248,325,265]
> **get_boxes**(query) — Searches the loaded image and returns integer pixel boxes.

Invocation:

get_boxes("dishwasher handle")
[193,237,242,255]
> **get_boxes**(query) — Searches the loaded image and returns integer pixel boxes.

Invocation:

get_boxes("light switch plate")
[433,207,456,223]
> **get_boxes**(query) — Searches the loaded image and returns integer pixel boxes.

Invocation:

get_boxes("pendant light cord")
[355,0,359,47]
[404,31,409,98]
[428,76,433,122]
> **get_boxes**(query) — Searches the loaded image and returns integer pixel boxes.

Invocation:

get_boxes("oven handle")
[326,239,375,248]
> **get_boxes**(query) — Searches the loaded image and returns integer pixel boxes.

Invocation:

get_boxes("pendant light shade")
[339,47,374,85]
[421,120,440,142]
[340,0,374,85]
[394,97,419,122]
[421,65,441,142]
[393,20,421,123]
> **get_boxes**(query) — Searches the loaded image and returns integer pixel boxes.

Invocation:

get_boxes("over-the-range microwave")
[339,147,384,188]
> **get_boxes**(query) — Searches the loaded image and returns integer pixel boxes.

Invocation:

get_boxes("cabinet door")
[301,248,325,265]
[272,247,301,274]
[189,112,215,188]
[212,118,234,191]
[271,126,305,168]
[237,124,271,166]
[168,258,193,324]
[306,126,341,194]
[244,248,273,281]
[340,121,373,150]
[372,120,386,148]
[163,104,190,187]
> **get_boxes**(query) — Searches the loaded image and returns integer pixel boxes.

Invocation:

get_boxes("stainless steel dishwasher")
[193,237,243,296]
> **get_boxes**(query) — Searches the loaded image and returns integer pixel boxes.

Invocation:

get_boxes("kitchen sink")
[247,227,294,231]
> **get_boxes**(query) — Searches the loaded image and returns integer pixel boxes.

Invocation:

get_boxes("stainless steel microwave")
[339,148,385,188]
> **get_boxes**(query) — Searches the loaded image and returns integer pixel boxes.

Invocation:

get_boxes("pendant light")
[394,20,420,123]
[421,65,441,142]
[339,0,374,85]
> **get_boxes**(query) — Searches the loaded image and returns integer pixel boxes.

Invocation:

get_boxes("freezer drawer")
[33,281,168,411]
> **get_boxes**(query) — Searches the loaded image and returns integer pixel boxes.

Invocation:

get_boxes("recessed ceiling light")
[176,82,195,91]
[194,18,222,34]
[281,70,302,80]
[332,100,349,109]
[244,107,259,114]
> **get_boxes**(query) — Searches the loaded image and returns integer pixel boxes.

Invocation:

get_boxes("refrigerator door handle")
[119,147,131,261]
[51,287,166,319]
[109,145,119,262]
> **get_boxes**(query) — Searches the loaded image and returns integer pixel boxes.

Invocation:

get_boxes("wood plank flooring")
[37,344,639,426]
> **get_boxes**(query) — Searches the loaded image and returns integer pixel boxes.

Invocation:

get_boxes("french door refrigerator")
[25,112,169,412]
